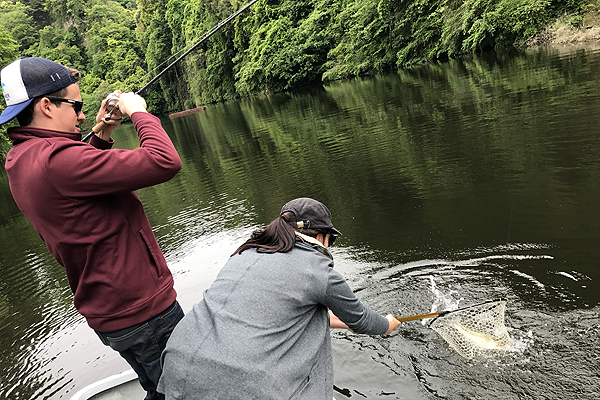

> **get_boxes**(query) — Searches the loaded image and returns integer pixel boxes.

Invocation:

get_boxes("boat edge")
[70,369,137,400]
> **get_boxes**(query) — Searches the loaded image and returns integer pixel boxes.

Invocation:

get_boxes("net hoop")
[429,299,510,358]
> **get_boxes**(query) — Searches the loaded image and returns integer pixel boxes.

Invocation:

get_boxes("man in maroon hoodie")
[0,57,183,400]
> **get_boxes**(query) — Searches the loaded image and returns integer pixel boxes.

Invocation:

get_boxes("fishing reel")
[81,91,123,142]
[103,91,120,121]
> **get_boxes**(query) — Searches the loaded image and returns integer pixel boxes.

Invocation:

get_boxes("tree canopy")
[0,0,590,132]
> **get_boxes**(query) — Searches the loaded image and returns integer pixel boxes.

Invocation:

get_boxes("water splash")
[427,277,533,358]
[427,276,462,324]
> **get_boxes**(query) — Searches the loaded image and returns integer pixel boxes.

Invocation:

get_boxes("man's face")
[50,83,85,133]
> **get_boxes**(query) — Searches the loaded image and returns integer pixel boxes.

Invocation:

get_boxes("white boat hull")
[71,370,143,399]
[72,369,336,399]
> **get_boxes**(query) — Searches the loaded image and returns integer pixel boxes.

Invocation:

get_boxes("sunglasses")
[44,96,84,116]
[328,232,338,246]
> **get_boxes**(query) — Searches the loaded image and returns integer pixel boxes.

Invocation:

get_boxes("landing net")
[429,300,510,359]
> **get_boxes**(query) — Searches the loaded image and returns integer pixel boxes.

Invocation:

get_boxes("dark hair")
[16,67,80,127]
[232,211,328,256]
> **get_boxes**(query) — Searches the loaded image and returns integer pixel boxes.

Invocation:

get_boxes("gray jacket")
[158,239,389,399]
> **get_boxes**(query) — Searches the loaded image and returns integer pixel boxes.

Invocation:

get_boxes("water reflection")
[1,45,600,399]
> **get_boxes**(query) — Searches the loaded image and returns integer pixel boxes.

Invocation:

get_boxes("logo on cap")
[1,82,8,102]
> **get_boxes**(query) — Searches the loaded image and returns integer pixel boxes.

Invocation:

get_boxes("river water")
[1,45,599,399]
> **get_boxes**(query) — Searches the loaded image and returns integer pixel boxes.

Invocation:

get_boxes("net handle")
[394,299,506,322]
[396,312,442,322]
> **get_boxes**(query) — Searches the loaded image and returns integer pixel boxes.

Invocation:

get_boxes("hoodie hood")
[295,232,333,260]
[7,125,82,146]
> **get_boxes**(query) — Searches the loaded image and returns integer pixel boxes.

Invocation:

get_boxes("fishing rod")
[82,0,260,142]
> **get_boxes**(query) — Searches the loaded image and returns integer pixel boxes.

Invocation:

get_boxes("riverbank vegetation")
[0,0,593,157]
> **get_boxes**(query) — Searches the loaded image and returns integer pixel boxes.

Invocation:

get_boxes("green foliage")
[380,0,582,67]
[440,0,554,54]
[0,26,18,157]
[235,16,297,93]
[136,0,159,29]
[0,129,11,163]
[0,0,592,141]
[44,0,87,26]
[0,1,39,51]
[323,0,391,81]
[0,25,18,66]
[234,0,341,93]
[144,0,180,112]
[85,1,141,81]
[27,25,83,69]
[24,0,52,29]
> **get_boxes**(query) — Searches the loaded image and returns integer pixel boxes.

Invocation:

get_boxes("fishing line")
[137,0,260,95]
[507,197,514,244]
[131,43,192,92]
[82,0,260,142]
[132,33,207,90]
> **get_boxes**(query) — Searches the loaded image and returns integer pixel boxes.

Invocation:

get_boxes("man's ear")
[37,98,54,119]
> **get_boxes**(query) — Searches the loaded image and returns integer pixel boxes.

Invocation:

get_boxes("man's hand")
[118,92,148,117]
[94,90,124,141]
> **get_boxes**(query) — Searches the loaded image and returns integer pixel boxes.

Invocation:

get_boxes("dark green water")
[1,45,599,399]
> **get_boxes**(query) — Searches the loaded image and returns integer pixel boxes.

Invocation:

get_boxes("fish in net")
[429,299,510,358]
[397,299,511,359]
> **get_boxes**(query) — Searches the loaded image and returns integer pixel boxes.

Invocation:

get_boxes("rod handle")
[395,312,440,322]
[91,120,106,133]
[82,120,106,142]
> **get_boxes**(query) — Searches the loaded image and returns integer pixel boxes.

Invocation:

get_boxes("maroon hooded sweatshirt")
[4,112,182,332]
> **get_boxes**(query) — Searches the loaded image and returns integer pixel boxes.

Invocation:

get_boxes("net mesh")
[429,300,510,359]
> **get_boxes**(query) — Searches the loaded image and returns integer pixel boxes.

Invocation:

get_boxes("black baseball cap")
[281,198,341,236]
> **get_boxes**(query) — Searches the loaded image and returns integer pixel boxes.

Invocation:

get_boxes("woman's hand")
[329,311,351,330]
[385,314,401,334]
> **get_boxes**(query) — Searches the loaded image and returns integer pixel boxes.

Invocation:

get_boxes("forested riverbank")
[0,0,594,157]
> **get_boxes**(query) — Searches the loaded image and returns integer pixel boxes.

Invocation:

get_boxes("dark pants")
[96,301,184,400]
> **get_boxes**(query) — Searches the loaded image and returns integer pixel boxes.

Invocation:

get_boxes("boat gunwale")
[70,369,137,400]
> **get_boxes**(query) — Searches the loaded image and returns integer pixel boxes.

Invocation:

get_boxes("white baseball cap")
[1,57,77,125]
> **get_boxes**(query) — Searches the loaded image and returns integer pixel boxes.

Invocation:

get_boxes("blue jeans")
[96,301,184,400]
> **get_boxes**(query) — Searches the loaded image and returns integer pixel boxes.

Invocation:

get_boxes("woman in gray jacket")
[158,198,401,399]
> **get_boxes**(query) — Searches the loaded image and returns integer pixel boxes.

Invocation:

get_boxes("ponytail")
[231,212,297,256]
